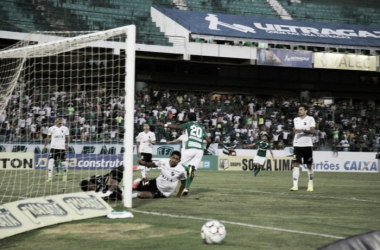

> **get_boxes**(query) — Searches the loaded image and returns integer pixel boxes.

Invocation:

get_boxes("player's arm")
[99,178,119,198]
[175,179,186,198]
[156,121,182,130]
[167,138,180,144]
[43,135,51,153]
[136,141,140,157]
[137,159,157,168]
[204,135,211,151]
[65,134,70,151]
[243,143,256,148]
[269,148,275,160]
[107,178,119,193]
[149,134,156,145]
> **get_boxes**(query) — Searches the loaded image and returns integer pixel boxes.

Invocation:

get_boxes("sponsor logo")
[157,146,174,155]
[203,161,210,168]
[205,14,380,39]
[0,208,22,228]
[36,156,123,170]
[301,160,378,171]
[344,161,377,171]
[18,200,67,219]
[63,195,107,215]
[0,157,34,170]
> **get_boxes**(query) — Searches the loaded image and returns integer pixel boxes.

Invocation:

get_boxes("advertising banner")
[314,53,377,71]
[0,192,112,239]
[301,152,378,172]
[257,49,313,68]
[155,6,380,48]
[0,142,214,156]
[218,156,293,171]
[0,153,34,170]
[35,154,123,170]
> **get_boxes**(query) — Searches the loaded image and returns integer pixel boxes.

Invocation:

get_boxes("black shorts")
[140,153,153,162]
[49,148,66,161]
[293,147,313,165]
[135,178,166,199]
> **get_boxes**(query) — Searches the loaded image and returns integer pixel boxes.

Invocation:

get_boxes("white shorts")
[179,148,204,170]
[253,155,266,166]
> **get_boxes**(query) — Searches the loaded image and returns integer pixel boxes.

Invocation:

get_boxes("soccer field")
[1,170,380,250]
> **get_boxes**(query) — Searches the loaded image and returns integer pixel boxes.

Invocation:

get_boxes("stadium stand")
[0,1,379,152]
[278,0,380,26]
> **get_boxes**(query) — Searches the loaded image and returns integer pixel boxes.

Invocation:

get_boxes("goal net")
[0,26,135,208]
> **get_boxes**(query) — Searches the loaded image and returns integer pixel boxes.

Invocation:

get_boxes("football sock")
[254,167,261,175]
[292,167,300,188]
[183,165,193,189]
[140,166,147,178]
[307,169,314,186]
[62,161,68,175]
[55,161,60,174]
[47,159,54,178]
[185,176,193,189]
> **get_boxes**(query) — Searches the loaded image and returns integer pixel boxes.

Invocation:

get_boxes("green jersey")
[256,140,271,157]
[181,121,207,150]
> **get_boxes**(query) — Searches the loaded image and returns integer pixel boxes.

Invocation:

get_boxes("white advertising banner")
[0,192,112,239]
[0,153,34,170]
[227,150,378,172]
[301,151,378,172]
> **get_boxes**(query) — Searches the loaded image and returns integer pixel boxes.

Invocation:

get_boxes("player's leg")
[46,149,56,182]
[60,150,68,181]
[305,147,314,192]
[177,149,193,195]
[182,149,203,196]
[290,147,302,191]
[54,160,61,176]
[139,153,152,180]
[252,155,262,176]
[133,178,158,199]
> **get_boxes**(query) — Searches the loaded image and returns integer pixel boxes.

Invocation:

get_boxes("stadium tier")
[1,0,380,47]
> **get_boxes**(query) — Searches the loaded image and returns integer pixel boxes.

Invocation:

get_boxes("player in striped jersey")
[243,135,274,176]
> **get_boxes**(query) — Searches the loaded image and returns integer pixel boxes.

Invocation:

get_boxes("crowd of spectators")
[134,87,380,152]
[0,84,380,152]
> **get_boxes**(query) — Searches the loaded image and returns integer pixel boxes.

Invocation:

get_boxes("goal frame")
[0,25,136,208]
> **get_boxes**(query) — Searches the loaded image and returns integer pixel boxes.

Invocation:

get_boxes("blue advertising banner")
[35,154,124,170]
[35,154,219,171]
[257,48,312,68]
[154,6,380,48]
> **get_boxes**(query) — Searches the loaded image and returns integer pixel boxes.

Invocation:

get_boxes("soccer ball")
[201,220,226,244]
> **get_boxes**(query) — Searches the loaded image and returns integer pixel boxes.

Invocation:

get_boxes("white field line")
[131,209,344,239]
[195,187,380,204]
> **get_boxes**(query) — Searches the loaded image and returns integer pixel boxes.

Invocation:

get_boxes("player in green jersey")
[243,135,274,176]
[156,113,210,195]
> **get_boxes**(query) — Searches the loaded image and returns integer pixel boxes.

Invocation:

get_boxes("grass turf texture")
[1,170,379,250]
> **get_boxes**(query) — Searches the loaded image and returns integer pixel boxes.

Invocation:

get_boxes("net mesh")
[0,27,131,205]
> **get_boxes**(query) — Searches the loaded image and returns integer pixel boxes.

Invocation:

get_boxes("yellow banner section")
[218,156,293,171]
[314,53,377,71]
[0,192,112,239]
[0,153,34,170]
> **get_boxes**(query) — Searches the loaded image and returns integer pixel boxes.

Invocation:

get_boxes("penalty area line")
[131,209,344,240]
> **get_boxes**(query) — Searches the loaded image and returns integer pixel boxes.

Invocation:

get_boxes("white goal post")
[0,25,135,208]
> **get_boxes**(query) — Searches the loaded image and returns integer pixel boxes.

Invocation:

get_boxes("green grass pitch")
[1,170,379,250]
